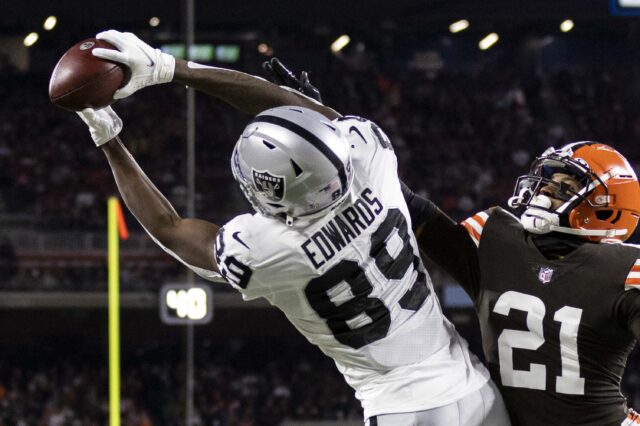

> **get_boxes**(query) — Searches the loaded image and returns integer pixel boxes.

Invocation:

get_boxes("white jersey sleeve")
[214,213,313,301]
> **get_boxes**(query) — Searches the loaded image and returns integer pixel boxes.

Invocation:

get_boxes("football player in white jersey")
[73,29,510,425]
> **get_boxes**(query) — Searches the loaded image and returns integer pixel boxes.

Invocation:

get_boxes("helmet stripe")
[556,170,612,214]
[251,115,348,192]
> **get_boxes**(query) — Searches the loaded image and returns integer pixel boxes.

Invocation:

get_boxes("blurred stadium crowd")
[1,29,640,424]
[0,338,361,426]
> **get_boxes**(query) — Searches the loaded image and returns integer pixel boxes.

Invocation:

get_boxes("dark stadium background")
[1,0,639,424]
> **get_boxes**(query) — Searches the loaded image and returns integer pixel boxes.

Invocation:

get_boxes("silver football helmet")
[231,106,353,225]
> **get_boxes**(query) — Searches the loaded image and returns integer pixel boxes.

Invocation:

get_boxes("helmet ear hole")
[262,140,277,150]
[595,210,614,221]
[290,159,304,177]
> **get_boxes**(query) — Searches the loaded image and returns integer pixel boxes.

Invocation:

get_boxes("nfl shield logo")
[252,170,285,201]
[538,266,554,284]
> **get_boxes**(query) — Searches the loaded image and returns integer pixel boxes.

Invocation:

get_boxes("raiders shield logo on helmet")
[252,170,285,201]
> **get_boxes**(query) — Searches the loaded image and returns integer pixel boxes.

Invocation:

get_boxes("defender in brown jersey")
[405,142,640,425]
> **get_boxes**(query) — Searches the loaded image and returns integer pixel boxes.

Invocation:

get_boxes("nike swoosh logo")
[138,46,155,67]
[232,232,250,249]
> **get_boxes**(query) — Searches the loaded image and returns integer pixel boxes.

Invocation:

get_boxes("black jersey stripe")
[251,115,348,191]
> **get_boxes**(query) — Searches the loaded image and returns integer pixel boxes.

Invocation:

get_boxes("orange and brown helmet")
[509,142,640,242]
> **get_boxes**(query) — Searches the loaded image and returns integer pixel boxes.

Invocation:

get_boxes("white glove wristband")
[156,51,176,84]
[76,107,123,147]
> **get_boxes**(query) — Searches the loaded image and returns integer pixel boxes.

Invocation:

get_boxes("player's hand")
[262,57,323,103]
[76,106,123,147]
[622,408,640,426]
[92,29,175,100]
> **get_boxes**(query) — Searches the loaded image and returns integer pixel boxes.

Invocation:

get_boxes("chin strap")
[520,195,560,234]
[548,225,628,237]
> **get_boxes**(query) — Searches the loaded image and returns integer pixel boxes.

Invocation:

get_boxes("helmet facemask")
[511,156,595,208]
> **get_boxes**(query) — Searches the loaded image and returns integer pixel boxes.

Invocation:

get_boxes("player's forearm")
[172,59,340,118]
[402,185,482,300]
[102,137,181,240]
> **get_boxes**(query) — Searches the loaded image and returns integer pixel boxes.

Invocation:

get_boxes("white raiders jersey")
[188,116,488,418]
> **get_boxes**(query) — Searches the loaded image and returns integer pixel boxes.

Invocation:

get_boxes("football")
[49,38,131,111]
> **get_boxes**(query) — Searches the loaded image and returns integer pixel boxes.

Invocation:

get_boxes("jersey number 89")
[305,208,430,349]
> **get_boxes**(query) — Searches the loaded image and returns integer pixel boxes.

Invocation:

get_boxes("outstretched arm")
[172,59,341,119]
[91,30,340,119]
[103,137,219,271]
[401,182,482,300]
[77,107,220,273]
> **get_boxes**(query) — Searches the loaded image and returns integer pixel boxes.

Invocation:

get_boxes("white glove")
[92,29,175,100]
[76,107,123,147]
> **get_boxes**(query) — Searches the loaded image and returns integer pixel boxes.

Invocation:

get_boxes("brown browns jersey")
[460,207,639,426]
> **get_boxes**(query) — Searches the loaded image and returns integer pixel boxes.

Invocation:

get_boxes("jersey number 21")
[494,290,585,395]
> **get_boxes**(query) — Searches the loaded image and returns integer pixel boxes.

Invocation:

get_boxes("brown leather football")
[49,38,131,111]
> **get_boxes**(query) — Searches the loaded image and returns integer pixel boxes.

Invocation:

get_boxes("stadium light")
[449,19,469,33]
[479,33,499,50]
[24,32,39,47]
[149,17,160,27]
[560,19,574,32]
[257,43,273,56]
[331,35,351,53]
[43,16,57,31]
